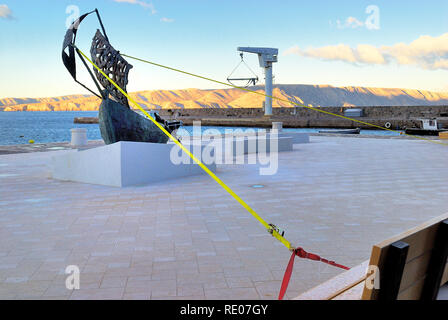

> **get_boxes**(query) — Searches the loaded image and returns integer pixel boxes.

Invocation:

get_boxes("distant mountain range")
[2,84,448,111]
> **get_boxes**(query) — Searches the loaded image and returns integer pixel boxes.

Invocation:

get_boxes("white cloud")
[0,4,12,19]
[381,33,448,69]
[298,44,358,63]
[284,33,448,70]
[283,45,301,56]
[336,17,364,29]
[432,59,448,69]
[113,0,156,14]
[356,44,385,64]
[160,17,174,23]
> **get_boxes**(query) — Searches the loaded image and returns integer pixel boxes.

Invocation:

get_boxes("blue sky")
[1,0,448,98]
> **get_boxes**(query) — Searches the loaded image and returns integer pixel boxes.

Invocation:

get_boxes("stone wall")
[156,105,448,129]
[158,105,448,119]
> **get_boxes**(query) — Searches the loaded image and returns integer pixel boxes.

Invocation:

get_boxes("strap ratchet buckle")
[268,223,285,237]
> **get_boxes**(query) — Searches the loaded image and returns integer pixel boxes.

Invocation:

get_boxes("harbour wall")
[157,105,448,129]
[74,105,448,129]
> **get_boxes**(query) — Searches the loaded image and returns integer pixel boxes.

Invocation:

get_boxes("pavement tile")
[1,137,448,299]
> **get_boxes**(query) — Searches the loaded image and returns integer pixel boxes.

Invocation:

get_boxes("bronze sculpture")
[62,9,181,145]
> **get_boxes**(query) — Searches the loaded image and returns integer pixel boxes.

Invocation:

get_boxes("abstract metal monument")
[62,9,181,145]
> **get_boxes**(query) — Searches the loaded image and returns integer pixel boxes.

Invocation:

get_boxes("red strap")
[278,250,296,300]
[295,247,350,270]
[278,247,350,300]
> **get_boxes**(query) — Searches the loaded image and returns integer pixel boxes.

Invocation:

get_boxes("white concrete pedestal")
[278,132,310,144]
[52,141,216,187]
[272,122,283,131]
[70,128,88,146]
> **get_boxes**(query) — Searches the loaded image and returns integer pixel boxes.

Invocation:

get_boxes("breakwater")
[74,105,448,129]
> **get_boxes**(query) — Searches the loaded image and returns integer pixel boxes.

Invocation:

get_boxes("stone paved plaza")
[0,136,447,300]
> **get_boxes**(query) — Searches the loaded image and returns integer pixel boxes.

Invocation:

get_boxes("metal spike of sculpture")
[62,9,182,145]
[90,30,133,108]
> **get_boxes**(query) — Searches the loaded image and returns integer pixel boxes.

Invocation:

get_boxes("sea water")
[0,111,101,145]
[0,111,401,146]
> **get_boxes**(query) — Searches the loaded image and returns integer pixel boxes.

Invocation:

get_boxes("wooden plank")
[399,252,432,293]
[372,212,448,258]
[378,241,409,300]
[362,245,385,300]
[400,225,439,262]
[397,277,425,300]
[327,262,447,300]
[293,260,369,300]
[421,219,448,300]
[293,261,447,301]
[442,263,448,285]
[332,281,364,300]
[362,212,448,300]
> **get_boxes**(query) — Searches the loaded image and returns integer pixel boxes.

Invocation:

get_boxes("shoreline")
[0,140,104,155]
[0,133,443,155]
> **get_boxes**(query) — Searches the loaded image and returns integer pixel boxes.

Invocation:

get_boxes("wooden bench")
[295,212,448,300]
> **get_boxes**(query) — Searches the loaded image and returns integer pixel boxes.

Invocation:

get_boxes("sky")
[1,0,448,98]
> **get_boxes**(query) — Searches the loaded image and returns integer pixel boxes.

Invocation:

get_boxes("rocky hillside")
[2,84,448,111]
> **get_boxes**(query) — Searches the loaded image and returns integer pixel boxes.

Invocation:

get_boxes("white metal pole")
[265,64,273,116]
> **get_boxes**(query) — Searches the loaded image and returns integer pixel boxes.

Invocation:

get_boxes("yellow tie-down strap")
[76,48,293,251]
